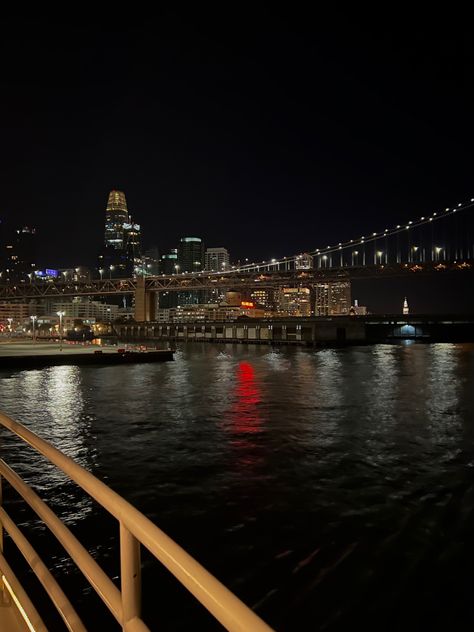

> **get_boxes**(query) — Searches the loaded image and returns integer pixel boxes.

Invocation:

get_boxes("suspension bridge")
[0,196,473,320]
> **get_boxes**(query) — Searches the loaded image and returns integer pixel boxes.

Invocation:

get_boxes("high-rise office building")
[277,287,311,316]
[205,247,230,272]
[2,226,37,282]
[100,190,142,277]
[104,190,129,249]
[314,281,351,316]
[142,246,160,275]
[123,221,142,275]
[178,237,204,274]
[161,249,178,275]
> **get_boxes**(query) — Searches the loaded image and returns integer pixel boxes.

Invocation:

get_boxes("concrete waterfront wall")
[115,315,474,345]
[115,317,367,346]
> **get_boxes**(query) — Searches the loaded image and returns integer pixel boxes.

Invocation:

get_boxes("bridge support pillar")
[134,277,156,322]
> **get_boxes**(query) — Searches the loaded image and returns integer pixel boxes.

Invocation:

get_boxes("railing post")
[0,474,7,605]
[120,522,141,630]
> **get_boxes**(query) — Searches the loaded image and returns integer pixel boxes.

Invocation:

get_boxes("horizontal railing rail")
[0,411,273,631]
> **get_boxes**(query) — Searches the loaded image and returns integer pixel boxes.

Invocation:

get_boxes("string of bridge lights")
[218,196,474,274]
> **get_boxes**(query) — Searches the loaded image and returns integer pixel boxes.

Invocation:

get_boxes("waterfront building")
[314,281,352,316]
[0,302,31,326]
[277,287,311,317]
[163,303,264,322]
[49,298,119,322]
[250,289,276,310]
[205,247,230,272]
[295,253,314,270]
[350,299,368,315]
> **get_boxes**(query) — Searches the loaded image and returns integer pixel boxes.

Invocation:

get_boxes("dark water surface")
[1,343,474,631]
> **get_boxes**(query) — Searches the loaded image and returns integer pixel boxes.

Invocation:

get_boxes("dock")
[0,342,173,370]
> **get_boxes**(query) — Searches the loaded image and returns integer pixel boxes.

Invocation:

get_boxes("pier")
[115,315,474,345]
[0,342,173,370]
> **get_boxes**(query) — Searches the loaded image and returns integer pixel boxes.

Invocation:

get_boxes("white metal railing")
[0,411,273,632]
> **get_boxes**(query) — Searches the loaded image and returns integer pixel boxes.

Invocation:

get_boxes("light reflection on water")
[1,343,474,630]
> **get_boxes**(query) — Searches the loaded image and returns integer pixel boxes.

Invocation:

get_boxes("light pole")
[56,311,65,351]
[99,268,104,280]
[435,246,443,262]
[352,251,359,266]
[376,250,383,265]
[7,317,13,338]
[30,315,37,343]
[109,265,114,279]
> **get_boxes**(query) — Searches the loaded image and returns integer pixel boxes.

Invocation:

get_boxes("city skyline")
[0,13,473,269]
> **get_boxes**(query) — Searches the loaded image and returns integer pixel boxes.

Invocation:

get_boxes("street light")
[99,268,104,280]
[56,311,65,351]
[352,250,359,266]
[109,265,114,279]
[30,315,37,343]
[435,246,443,262]
[7,317,13,337]
[376,250,383,265]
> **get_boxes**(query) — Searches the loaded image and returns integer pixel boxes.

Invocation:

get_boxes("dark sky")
[1,11,473,270]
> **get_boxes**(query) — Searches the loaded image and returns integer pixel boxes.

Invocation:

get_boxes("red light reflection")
[230,361,262,434]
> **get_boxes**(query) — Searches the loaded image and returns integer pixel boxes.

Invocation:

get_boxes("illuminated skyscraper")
[314,281,351,316]
[205,247,230,272]
[100,190,142,277]
[104,190,129,249]
[178,237,204,273]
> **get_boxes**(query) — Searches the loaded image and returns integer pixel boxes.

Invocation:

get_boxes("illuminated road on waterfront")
[1,343,474,630]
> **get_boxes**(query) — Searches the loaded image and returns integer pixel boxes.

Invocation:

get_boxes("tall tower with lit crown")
[104,190,130,249]
[403,297,409,315]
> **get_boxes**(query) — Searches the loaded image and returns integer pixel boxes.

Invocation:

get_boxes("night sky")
[1,12,473,280]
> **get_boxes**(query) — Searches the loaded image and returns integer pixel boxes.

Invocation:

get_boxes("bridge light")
[433,212,437,216]
[458,203,462,207]
[406,225,410,229]
[372,232,377,236]
[421,216,425,220]
[322,255,328,260]
[396,225,401,229]
[471,198,474,202]
[408,221,413,225]
[429,218,433,221]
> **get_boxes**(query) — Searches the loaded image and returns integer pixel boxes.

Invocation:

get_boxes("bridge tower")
[134,276,156,321]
